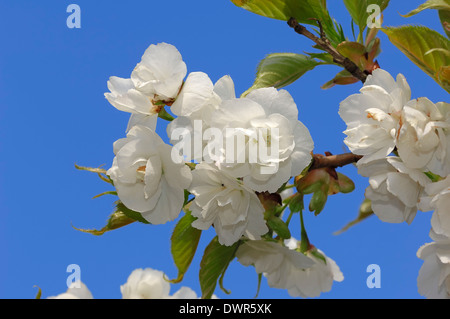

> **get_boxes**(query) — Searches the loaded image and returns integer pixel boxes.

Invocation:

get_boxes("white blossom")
[188,163,268,246]
[168,287,199,299]
[236,238,343,298]
[120,268,198,299]
[419,176,450,238]
[121,268,171,299]
[209,87,314,193]
[167,75,235,162]
[397,99,449,176]
[47,281,93,299]
[131,42,187,101]
[358,157,430,224]
[126,113,158,133]
[339,68,411,165]
[170,72,224,119]
[284,238,344,298]
[105,43,187,117]
[105,76,161,116]
[107,125,192,224]
[417,230,450,299]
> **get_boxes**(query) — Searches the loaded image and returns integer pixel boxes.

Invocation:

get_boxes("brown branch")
[287,17,368,83]
[309,153,363,170]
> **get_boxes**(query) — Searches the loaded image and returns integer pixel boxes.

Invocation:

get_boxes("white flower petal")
[131,43,187,100]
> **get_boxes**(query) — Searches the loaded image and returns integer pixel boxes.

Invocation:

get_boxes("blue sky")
[0,0,448,299]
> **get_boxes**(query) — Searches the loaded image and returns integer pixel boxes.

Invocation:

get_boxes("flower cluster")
[102,42,346,298]
[48,268,202,299]
[339,69,450,298]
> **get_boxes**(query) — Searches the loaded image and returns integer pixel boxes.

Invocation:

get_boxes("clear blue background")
[0,0,448,299]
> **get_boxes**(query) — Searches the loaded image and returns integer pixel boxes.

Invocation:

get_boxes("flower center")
[136,165,146,181]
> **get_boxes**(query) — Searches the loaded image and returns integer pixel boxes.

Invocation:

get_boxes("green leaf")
[401,0,450,36]
[170,210,202,284]
[230,0,345,45]
[34,286,42,299]
[306,52,337,64]
[116,201,150,224]
[267,216,291,239]
[439,9,450,38]
[401,0,450,18]
[243,53,321,96]
[309,189,328,216]
[288,193,304,213]
[383,25,450,93]
[73,209,137,236]
[343,0,390,31]
[199,237,240,299]
[73,201,149,236]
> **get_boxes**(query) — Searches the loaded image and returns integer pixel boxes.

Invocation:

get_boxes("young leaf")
[343,0,390,32]
[75,164,113,184]
[306,52,337,64]
[401,0,450,18]
[74,164,107,175]
[321,70,360,89]
[288,193,304,213]
[170,210,202,284]
[230,0,327,23]
[383,25,450,93]
[242,53,321,96]
[337,41,368,68]
[72,210,137,236]
[336,172,356,194]
[309,189,328,216]
[199,237,240,299]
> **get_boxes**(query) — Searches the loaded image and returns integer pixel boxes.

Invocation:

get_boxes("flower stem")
[299,209,310,254]
[285,208,295,227]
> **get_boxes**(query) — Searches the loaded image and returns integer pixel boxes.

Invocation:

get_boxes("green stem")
[285,208,295,227]
[299,210,310,254]
[158,107,174,121]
